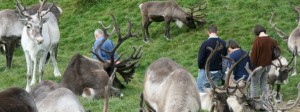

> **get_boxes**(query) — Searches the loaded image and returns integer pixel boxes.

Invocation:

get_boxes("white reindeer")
[269,6,300,76]
[16,0,61,92]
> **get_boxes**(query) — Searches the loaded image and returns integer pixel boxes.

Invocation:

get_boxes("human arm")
[250,38,259,69]
[198,43,206,69]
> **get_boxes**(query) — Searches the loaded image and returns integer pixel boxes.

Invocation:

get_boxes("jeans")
[250,65,271,98]
[197,69,223,92]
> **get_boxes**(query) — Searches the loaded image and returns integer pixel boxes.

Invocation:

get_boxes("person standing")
[250,25,279,100]
[197,25,227,93]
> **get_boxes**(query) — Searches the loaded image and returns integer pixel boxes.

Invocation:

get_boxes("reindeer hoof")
[164,36,170,41]
[275,98,282,103]
[291,72,297,76]
[54,72,61,77]
[143,40,149,44]
[25,85,31,92]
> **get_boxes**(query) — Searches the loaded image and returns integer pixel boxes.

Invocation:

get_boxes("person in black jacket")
[197,25,227,93]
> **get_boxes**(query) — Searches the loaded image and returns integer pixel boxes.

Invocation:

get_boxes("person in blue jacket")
[225,39,252,82]
[92,29,117,63]
[197,25,227,93]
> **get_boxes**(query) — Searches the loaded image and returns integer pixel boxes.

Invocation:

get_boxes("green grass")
[1,0,300,111]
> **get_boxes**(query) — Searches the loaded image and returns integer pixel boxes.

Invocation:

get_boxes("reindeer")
[140,57,201,112]
[0,0,62,70]
[61,14,142,99]
[269,5,300,76]
[30,80,85,112]
[0,87,38,112]
[16,0,61,92]
[268,55,294,103]
[0,9,22,70]
[139,1,206,43]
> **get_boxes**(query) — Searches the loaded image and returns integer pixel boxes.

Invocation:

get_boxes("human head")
[253,24,266,36]
[94,29,104,39]
[226,39,240,53]
[208,25,218,34]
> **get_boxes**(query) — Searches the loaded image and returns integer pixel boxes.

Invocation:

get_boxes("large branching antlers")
[269,12,289,40]
[103,68,116,112]
[188,1,206,22]
[15,0,56,20]
[37,0,56,18]
[262,83,300,112]
[93,14,142,83]
[15,0,31,19]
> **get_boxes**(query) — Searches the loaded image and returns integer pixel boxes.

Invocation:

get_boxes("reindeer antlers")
[189,1,206,22]
[38,0,57,18]
[269,12,289,40]
[15,0,57,19]
[205,41,223,90]
[15,0,31,19]
[93,14,142,85]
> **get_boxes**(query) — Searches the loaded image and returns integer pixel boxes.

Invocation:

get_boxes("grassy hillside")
[1,0,300,111]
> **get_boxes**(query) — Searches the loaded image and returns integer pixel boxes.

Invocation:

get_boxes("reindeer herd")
[0,0,300,112]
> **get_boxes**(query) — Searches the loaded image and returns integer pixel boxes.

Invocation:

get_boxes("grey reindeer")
[139,0,206,43]
[269,5,300,76]
[0,0,62,70]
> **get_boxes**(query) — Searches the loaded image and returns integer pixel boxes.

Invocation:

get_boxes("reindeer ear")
[41,17,49,23]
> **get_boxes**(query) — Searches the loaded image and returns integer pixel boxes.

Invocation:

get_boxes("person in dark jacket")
[225,39,252,81]
[197,25,227,93]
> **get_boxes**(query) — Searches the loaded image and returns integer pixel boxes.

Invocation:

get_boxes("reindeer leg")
[139,92,144,112]
[145,21,152,42]
[50,45,61,77]
[30,58,37,86]
[4,40,15,69]
[142,17,150,43]
[275,84,282,103]
[46,43,59,64]
[25,52,32,92]
[38,52,47,83]
[164,19,171,41]
[292,55,297,76]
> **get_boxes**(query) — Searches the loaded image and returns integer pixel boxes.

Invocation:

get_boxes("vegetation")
[0,0,300,111]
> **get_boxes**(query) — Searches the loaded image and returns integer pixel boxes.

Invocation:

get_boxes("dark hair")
[253,24,266,36]
[226,39,240,49]
[208,25,217,33]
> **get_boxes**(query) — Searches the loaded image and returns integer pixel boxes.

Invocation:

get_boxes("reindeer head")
[204,41,248,112]
[16,0,55,44]
[188,1,206,28]
[272,56,295,83]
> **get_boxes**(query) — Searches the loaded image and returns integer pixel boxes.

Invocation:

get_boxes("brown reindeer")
[61,14,142,99]
[269,5,300,76]
[140,57,201,112]
[0,87,38,112]
[139,0,206,43]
